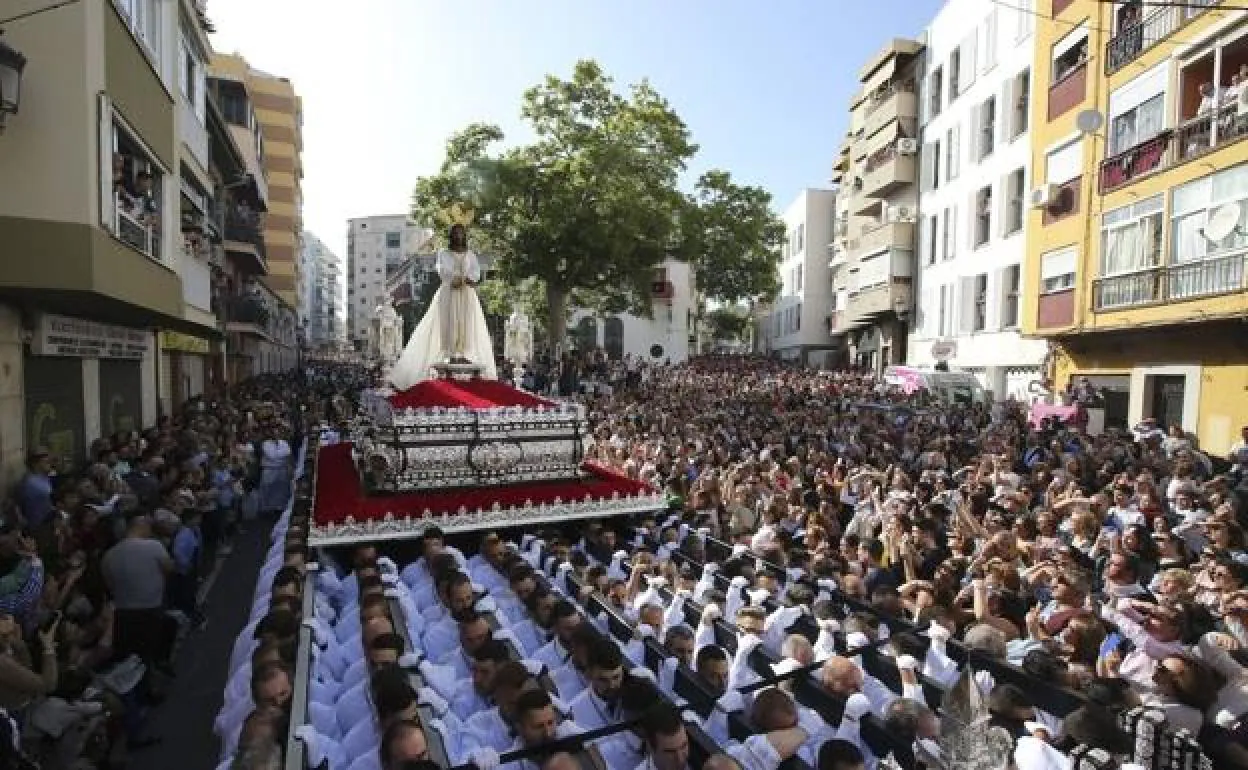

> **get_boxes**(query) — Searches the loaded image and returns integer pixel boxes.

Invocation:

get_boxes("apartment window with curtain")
[1011,69,1031,139]
[977,96,996,160]
[974,186,993,247]
[949,48,961,102]
[1170,163,1248,297]
[1100,195,1163,278]
[972,273,989,331]
[1110,94,1165,156]
[1005,168,1026,235]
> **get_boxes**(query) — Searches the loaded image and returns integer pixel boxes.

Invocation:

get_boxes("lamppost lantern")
[892,295,910,320]
[0,34,27,133]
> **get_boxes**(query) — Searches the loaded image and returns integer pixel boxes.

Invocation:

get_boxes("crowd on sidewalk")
[0,368,351,770]
[285,354,1248,770]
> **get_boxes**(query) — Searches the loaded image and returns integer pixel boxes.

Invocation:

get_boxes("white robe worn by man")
[390,217,497,389]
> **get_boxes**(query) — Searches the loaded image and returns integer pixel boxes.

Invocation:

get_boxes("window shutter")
[948,205,958,260]
[986,269,1002,331]
[920,143,934,192]
[918,216,929,265]
[998,174,1011,237]
[968,104,981,162]
[958,276,976,333]
[1000,80,1014,143]
[950,123,960,179]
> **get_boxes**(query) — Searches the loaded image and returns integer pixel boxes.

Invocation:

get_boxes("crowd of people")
[278,354,1246,770]
[0,367,339,770]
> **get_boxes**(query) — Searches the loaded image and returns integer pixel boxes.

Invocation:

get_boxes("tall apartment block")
[908,0,1048,398]
[1022,0,1246,452]
[759,189,839,367]
[346,215,433,349]
[830,40,924,373]
[211,53,304,316]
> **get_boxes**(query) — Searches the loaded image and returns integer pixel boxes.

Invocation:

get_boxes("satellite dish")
[1202,202,1241,243]
[1076,109,1105,135]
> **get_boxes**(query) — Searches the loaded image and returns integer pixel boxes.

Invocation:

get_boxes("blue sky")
[209,0,944,260]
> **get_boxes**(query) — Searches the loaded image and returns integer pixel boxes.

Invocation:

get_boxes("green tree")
[679,170,785,305]
[412,60,697,352]
[706,306,750,341]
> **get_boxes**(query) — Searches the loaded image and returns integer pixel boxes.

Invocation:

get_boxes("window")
[179,34,206,124]
[943,206,957,261]
[938,285,951,336]
[949,48,961,102]
[929,67,944,119]
[976,96,997,160]
[974,186,993,247]
[1015,0,1034,41]
[1045,137,1083,185]
[972,274,989,331]
[1052,24,1089,83]
[1040,247,1077,293]
[114,0,162,64]
[220,88,249,127]
[981,8,999,74]
[386,232,401,249]
[926,214,938,265]
[1004,168,1026,235]
[1108,64,1167,155]
[360,266,367,274]
[1001,265,1021,328]
[797,223,805,253]
[102,96,164,262]
[796,264,803,292]
[1171,163,1248,266]
[946,124,960,181]
[1010,69,1031,139]
[959,31,979,94]
[795,303,802,331]
[923,138,943,191]
[1100,194,1163,276]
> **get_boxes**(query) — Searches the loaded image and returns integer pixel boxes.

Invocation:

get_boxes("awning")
[861,56,898,97]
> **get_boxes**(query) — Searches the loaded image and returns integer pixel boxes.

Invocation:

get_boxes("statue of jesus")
[389,208,498,390]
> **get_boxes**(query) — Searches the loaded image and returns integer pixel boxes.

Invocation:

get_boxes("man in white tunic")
[390,207,498,389]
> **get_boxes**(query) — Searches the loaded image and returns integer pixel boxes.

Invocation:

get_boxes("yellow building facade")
[1023,0,1248,454]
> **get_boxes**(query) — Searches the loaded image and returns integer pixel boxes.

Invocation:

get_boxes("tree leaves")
[410,59,783,352]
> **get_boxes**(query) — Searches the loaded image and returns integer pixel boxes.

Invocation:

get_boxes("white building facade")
[761,189,838,368]
[567,259,697,364]
[346,215,432,349]
[300,232,345,349]
[909,0,1048,399]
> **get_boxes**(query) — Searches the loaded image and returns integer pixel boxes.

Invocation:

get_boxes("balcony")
[223,207,268,274]
[115,202,161,261]
[850,221,915,256]
[1105,1,1217,76]
[1099,131,1173,193]
[1176,103,1248,162]
[862,81,918,139]
[847,280,912,322]
[860,144,917,199]
[1092,252,1247,311]
[223,294,272,336]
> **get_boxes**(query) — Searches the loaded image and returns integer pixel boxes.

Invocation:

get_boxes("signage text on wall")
[31,314,149,360]
[159,331,211,355]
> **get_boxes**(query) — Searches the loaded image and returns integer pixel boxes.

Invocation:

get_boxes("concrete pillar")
[0,305,26,488]
[82,358,100,447]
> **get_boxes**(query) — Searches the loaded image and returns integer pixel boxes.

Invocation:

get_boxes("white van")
[882,365,989,406]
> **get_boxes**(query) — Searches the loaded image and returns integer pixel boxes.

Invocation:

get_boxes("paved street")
[128,520,272,770]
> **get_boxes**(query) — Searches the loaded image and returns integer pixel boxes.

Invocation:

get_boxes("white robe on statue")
[389,249,497,390]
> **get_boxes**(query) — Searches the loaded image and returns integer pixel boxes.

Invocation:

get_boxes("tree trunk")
[545,284,568,360]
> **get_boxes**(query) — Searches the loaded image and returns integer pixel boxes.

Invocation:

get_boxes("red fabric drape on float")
[386,379,551,411]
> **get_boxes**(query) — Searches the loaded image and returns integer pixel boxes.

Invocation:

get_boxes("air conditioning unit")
[896,138,919,155]
[887,205,917,223]
[1029,183,1060,208]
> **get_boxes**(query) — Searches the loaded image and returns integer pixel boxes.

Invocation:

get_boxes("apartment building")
[211,53,304,316]
[300,231,345,350]
[835,41,924,373]
[908,0,1048,398]
[759,189,838,367]
[0,0,239,481]
[346,215,433,348]
[1023,0,1246,452]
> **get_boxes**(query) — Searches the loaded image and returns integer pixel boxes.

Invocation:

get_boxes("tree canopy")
[411,60,784,352]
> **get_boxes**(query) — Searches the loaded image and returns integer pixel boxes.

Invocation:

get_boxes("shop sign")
[160,331,211,355]
[31,314,148,360]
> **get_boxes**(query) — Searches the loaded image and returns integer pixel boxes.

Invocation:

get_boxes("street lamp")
[892,294,910,321]
[0,34,27,134]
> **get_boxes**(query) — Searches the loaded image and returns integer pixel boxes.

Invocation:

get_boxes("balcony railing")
[224,294,271,328]
[1092,252,1247,310]
[1177,103,1248,162]
[864,79,916,117]
[224,207,267,258]
[1098,131,1173,193]
[114,196,161,261]
[1105,1,1217,75]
